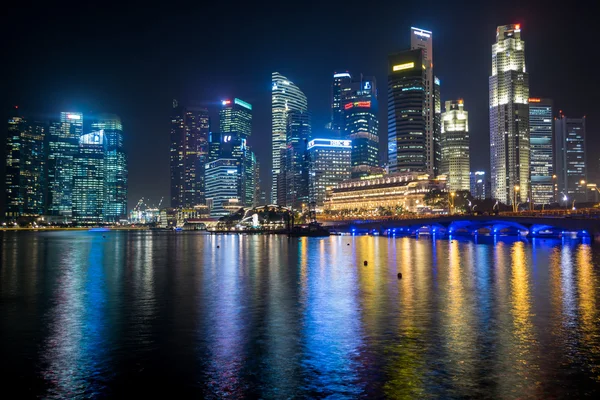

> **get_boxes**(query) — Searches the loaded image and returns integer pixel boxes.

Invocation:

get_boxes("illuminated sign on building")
[363,81,372,90]
[67,113,81,120]
[392,62,414,71]
[333,72,351,78]
[529,98,541,103]
[411,27,432,38]
[80,130,104,145]
[344,101,372,110]
[307,138,352,150]
[234,98,252,110]
[222,100,231,106]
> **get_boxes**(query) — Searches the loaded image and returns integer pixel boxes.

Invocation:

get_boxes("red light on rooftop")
[515,24,521,30]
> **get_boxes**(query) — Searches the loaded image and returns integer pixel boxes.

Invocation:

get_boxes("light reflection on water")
[1,232,600,398]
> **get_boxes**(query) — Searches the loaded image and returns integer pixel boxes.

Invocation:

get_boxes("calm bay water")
[1,231,600,398]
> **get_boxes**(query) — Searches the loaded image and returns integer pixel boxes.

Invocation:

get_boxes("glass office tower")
[528,98,554,204]
[73,131,106,224]
[47,112,83,217]
[489,24,529,204]
[272,72,307,203]
[441,100,470,191]
[5,112,46,220]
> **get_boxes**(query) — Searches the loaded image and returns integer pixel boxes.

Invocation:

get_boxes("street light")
[560,192,568,211]
[513,185,520,213]
[449,192,456,215]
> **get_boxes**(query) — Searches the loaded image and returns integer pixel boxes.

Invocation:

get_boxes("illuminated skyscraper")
[528,98,554,204]
[331,71,352,135]
[285,110,311,210]
[90,114,128,222]
[219,98,254,207]
[388,49,427,173]
[343,76,379,178]
[307,138,351,208]
[470,171,487,200]
[271,72,307,203]
[204,158,240,217]
[555,114,587,202]
[5,111,46,220]
[170,101,210,208]
[441,100,470,191]
[73,130,106,224]
[47,112,83,217]
[489,24,529,204]
[410,27,441,176]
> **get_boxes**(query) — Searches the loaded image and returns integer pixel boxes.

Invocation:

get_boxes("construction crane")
[133,197,144,212]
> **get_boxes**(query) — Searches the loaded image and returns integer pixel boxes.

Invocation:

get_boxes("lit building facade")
[91,114,128,222]
[73,131,106,224]
[325,172,445,213]
[555,114,587,202]
[5,113,46,220]
[410,27,441,176]
[204,159,240,217]
[441,100,470,191]
[489,24,530,204]
[331,72,352,136]
[528,98,554,204]
[388,49,427,173]
[285,110,311,210]
[272,72,307,203]
[47,112,83,217]
[307,138,351,209]
[170,100,210,208]
[343,76,379,178]
[219,98,255,207]
[470,171,487,200]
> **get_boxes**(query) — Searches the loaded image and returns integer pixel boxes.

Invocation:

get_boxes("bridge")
[322,214,600,238]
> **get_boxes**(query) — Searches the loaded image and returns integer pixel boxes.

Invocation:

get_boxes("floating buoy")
[217,245,220,248]
[397,272,403,279]
[364,261,368,266]
[347,243,350,246]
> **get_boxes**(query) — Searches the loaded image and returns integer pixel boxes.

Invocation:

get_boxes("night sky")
[2,1,597,211]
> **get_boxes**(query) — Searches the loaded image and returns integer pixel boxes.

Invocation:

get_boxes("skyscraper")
[204,158,240,217]
[331,72,352,136]
[307,138,351,209]
[90,114,128,222]
[343,76,379,178]
[285,110,311,210]
[47,112,83,216]
[440,100,470,191]
[489,24,529,204]
[5,111,46,220]
[410,27,440,176]
[219,98,254,207]
[555,114,587,202]
[271,72,307,203]
[528,98,554,204]
[73,130,106,225]
[470,171,487,200]
[170,101,210,208]
[388,49,427,173]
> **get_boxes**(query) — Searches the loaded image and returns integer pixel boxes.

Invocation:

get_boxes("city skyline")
[2,2,597,211]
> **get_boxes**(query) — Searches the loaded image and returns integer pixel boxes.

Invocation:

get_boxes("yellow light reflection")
[575,244,600,380]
